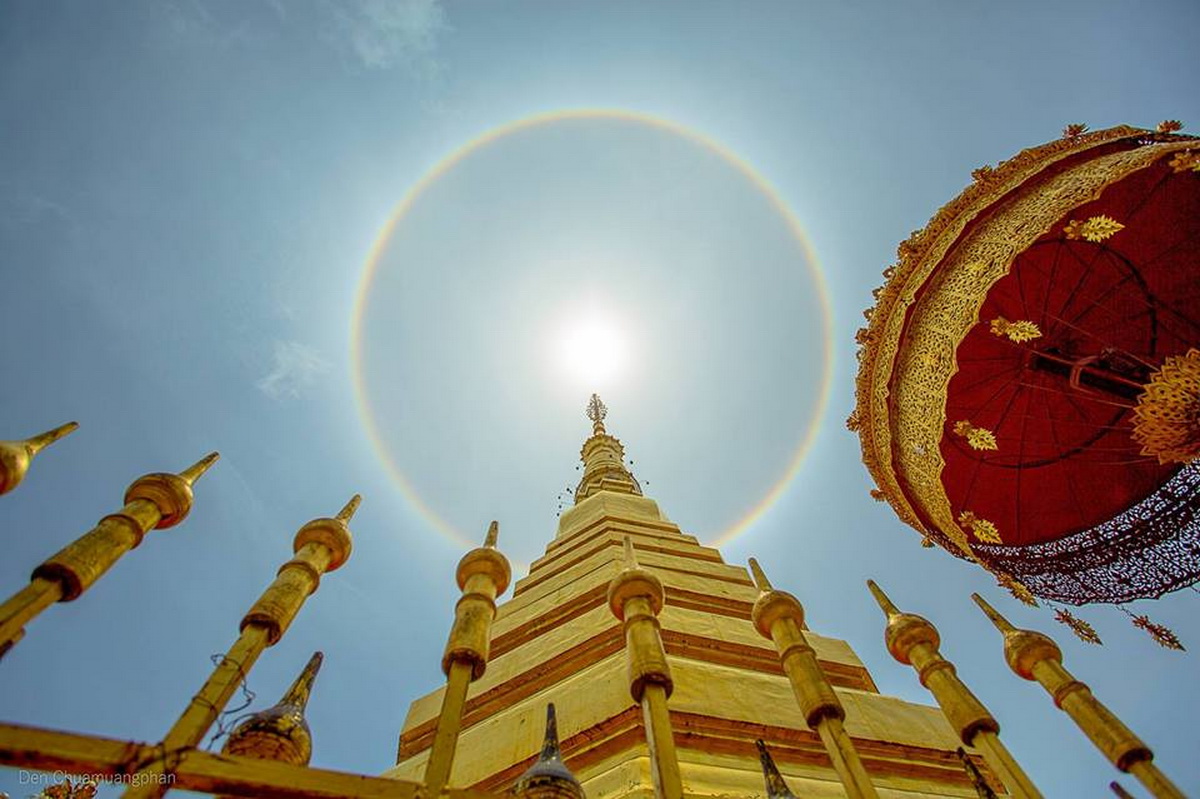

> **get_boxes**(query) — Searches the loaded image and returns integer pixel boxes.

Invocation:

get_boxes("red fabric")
[939,160,1199,546]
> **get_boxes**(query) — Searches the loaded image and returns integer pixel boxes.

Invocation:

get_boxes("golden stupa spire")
[971,594,1184,799]
[867,581,1040,798]
[754,740,797,799]
[749,558,879,798]
[574,394,642,503]
[0,421,79,496]
[222,651,324,766]
[512,704,585,799]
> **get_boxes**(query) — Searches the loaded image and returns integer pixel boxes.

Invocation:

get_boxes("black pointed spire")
[955,748,998,799]
[755,740,796,799]
[512,704,585,798]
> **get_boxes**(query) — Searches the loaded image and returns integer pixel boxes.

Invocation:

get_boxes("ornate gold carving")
[869,488,887,502]
[959,511,1002,544]
[1131,614,1186,651]
[852,125,1150,552]
[989,317,1042,343]
[1157,120,1183,133]
[853,132,1194,559]
[1132,348,1200,464]
[1063,123,1089,139]
[953,420,999,451]
[1168,150,1200,173]
[1063,215,1124,242]
[1054,609,1102,645]
[993,571,1039,607]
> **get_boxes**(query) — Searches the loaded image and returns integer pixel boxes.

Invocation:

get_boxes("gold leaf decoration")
[953,420,999,451]
[1062,123,1089,139]
[971,165,995,183]
[1063,215,1125,242]
[920,537,935,548]
[1157,120,1183,133]
[869,488,887,502]
[1055,608,1102,645]
[989,317,1043,343]
[994,570,1039,606]
[958,510,1003,544]
[846,410,862,432]
[1168,150,1200,173]
[1131,348,1200,464]
[1131,614,1186,651]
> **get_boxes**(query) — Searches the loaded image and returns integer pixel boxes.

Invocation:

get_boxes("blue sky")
[2,1,1198,796]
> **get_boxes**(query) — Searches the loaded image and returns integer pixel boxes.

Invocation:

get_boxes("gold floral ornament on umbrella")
[1132,349,1200,464]
[1062,215,1124,242]
[958,511,1002,544]
[1130,614,1186,651]
[952,420,998,451]
[988,317,1041,343]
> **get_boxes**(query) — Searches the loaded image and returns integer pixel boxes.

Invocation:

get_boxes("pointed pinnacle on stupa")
[586,393,608,434]
[26,421,80,455]
[484,520,499,548]
[748,558,773,591]
[755,740,797,799]
[177,452,220,486]
[622,535,638,568]
[280,651,324,709]
[512,703,584,799]
[335,494,362,523]
[971,593,1016,633]
[866,579,901,618]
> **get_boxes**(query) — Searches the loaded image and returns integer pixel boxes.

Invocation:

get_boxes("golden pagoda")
[384,396,1001,797]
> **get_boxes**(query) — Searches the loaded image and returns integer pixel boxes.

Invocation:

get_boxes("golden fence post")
[607,536,682,799]
[423,520,511,796]
[120,495,360,799]
[0,452,218,655]
[867,580,1039,798]
[748,559,878,799]
[0,421,78,496]
[972,593,1184,799]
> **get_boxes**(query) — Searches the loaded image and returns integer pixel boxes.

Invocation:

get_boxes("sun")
[554,309,629,390]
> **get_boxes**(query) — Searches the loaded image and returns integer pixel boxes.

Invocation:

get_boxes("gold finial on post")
[0,452,218,656]
[335,493,362,523]
[121,498,358,799]
[221,652,324,769]
[755,740,797,799]
[422,519,512,796]
[607,535,681,799]
[0,421,79,496]
[750,559,878,799]
[512,704,585,799]
[871,583,1039,798]
[748,557,772,591]
[971,594,1184,798]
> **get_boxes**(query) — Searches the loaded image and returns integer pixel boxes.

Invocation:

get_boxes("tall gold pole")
[0,452,218,655]
[0,421,78,496]
[972,594,1185,799]
[423,520,511,796]
[866,580,1039,798]
[121,495,360,799]
[607,536,682,799]
[748,559,878,799]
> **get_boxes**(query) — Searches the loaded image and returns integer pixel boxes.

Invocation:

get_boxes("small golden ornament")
[920,537,935,548]
[971,165,995,183]
[989,317,1043,343]
[869,488,887,502]
[993,570,1039,606]
[1157,120,1183,133]
[953,420,998,451]
[1131,614,1186,651]
[1062,123,1088,139]
[1168,150,1200,173]
[1054,608,1102,645]
[958,510,1003,544]
[845,410,861,432]
[1063,215,1125,242]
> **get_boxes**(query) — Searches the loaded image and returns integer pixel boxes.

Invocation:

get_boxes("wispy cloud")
[322,0,447,76]
[257,340,331,399]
